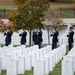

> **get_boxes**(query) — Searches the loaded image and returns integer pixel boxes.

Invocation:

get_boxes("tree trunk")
[47,30,50,45]
[51,0,55,2]
[29,30,32,46]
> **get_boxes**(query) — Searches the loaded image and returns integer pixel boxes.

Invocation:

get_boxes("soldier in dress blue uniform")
[19,29,27,45]
[50,28,59,50]
[32,29,37,45]
[67,27,74,51]
[4,27,13,46]
[32,28,43,48]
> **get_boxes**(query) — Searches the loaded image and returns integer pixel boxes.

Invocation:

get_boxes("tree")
[0,19,14,32]
[8,0,50,46]
[43,7,64,44]
[0,19,5,32]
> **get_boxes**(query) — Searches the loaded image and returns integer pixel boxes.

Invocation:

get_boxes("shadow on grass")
[19,68,33,75]
[1,68,34,75]
[1,70,6,75]
[49,60,62,75]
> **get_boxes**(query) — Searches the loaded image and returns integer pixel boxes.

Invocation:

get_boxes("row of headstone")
[5,45,51,75]
[0,44,66,75]
[0,45,39,75]
[34,45,66,75]
[0,45,51,75]
[62,46,75,75]
[0,56,2,74]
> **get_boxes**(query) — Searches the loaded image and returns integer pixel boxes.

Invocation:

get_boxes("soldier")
[32,29,37,45]
[19,29,27,45]
[50,28,59,50]
[32,28,43,48]
[67,27,74,51]
[4,27,13,46]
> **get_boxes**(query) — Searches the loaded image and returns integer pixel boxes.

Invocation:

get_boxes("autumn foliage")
[8,0,50,30]
[0,19,15,32]
[0,19,5,32]
[8,0,50,46]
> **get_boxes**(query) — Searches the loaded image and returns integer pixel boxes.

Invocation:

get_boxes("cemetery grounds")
[0,1,75,75]
[0,45,72,75]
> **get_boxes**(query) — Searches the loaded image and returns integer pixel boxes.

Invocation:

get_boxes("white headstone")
[31,52,36,67]
[2,54,10,70]
[39,49,43,57]
[46,45,52,53]
[42,56,49,75]
[53,50,58,64]
[42,47,47,55]
[67,55,75,72]
[0,56,2,74]
[7,59,18,75]
[47,54,53,71]
[35,51,40,60]
[0,49,2,56]
[18,56,25,74]
[20,45,26,49]
[49,52,56,68]
[34,59,45,75]
[34,45,39,50]
[25,54,32,70]
[62,59,74,75]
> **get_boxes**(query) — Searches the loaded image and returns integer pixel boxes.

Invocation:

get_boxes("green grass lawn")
[49,61,61,75]
[0,6,16,10]
[0,45,69,75]
[0,1,74,18]
[61,11,75,18]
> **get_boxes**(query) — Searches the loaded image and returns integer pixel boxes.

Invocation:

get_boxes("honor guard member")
[4,27,13,46]
[32,28,43,49]
[67,27,74,51]
[19,29,27,45]
[50,27,59,50]
[32,29,37,45]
